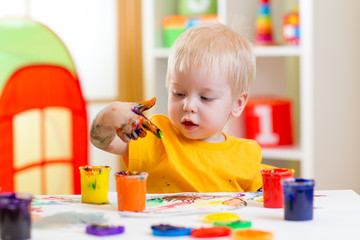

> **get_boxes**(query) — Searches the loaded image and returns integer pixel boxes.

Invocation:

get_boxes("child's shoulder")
[150,114,169,122]
[226,134,259,145]
[149,114,175,133]
[226,135,261,152]
[149,114,171,127]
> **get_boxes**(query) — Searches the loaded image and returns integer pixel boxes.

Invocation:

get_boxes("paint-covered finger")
[142,117,163,139]
[118,132,131,143]
[135,97,156,114]
[134,128,145,138]
[128,133,139,141]
[116,120,138,142]
[138,127,147,138]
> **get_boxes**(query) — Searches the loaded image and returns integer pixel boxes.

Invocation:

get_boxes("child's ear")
[231,93,248,118]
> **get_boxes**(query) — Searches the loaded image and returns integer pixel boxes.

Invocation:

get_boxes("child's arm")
[89,98,162,156]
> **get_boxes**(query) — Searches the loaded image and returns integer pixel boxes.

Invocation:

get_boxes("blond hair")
[166,22,256,99]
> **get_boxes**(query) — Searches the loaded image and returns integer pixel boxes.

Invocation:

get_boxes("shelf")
[261,146,302,161]
[254,46,301,57]
[153,48,171,58]
[143,0,314,178]
[153,45,301,59]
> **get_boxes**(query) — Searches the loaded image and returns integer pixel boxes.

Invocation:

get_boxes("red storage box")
[244,97,293,147]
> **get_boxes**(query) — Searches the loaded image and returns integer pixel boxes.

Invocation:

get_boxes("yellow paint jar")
[79,166,111,204]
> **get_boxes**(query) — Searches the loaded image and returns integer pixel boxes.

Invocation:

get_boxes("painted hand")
[117,97,163,142]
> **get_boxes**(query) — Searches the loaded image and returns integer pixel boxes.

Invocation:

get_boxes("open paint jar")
[114,171,148,212]
[0,192,33,240]
[282,178,315,221]
[79,166,111,204]
[261,168,294,208]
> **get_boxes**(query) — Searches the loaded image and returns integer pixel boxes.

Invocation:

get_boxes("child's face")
[168,68,237,143]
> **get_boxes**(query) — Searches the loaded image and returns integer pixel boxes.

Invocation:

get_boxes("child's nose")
[183,97,197,113]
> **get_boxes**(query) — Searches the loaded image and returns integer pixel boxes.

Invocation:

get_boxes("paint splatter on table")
[31,192,264,221]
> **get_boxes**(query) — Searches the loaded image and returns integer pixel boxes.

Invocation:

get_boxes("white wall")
[313,0,360,194]
[0,0,122,191]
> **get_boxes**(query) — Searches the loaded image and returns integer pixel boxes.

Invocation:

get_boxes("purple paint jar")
[282,178,315,221]
[0,193,33,240]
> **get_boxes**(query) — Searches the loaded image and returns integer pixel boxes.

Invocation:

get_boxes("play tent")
[0,18,88,195]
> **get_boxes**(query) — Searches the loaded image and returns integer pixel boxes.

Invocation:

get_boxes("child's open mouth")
[182,120,198,130]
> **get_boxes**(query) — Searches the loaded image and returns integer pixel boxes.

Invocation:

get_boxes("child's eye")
[201,96,213,101]
[173,91,185,97]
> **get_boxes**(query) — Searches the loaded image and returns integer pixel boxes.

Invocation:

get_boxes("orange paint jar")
[114,171,148,212]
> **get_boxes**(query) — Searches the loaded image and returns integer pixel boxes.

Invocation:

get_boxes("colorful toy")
[282,7,300,45]
[178,0,217,16]
[163,14,218,47]
[0,19,88,195]
[255,0,273,45]
[244,97,294,147]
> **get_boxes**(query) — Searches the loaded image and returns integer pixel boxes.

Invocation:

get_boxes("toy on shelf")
[244,97,294,147]
[255,0,273,45]
[163,14,218,48]
[282,7,300,45]
[178,0,217,16]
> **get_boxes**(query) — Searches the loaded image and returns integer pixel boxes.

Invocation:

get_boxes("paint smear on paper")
[33,211,106,228]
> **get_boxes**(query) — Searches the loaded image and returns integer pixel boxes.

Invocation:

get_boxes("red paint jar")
[261,169,293,208]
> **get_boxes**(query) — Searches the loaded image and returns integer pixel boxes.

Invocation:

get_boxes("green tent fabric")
[0,18,87,195]
[0,18,76,95]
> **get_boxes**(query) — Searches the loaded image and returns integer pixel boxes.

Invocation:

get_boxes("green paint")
[146,198,164,207]
[89,178,97,190]
[157,129,163,139]
[31,200,48,206]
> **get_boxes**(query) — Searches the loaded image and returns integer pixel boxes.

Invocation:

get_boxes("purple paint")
[0,193,33,240]
[282,178,315,221]
[86,224,125,236]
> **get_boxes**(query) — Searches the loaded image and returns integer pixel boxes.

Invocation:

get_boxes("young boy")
[90,22,262,193]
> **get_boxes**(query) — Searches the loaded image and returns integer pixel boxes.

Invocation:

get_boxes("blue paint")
[151,224,192,237]
[282,178,315,221]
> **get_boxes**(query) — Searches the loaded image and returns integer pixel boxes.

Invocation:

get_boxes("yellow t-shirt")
[128,114,263,193]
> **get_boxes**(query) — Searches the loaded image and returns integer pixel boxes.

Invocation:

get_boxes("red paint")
[261,168,293,208]
[191,227,231,238]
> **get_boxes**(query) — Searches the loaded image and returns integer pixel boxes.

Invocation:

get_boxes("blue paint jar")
[0,193,33,240]
[282,178,315,221]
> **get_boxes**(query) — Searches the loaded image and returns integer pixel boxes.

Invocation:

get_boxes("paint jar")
[79,166,111,204]
[0,192,33,240]
[261,168,293,208]
[282,178,315,221]
[114,171,148,212]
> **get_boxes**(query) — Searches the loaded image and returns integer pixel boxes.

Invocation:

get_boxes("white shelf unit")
[142,0,313,178]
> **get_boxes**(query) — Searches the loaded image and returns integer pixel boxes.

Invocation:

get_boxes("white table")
[31,190,360,240]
